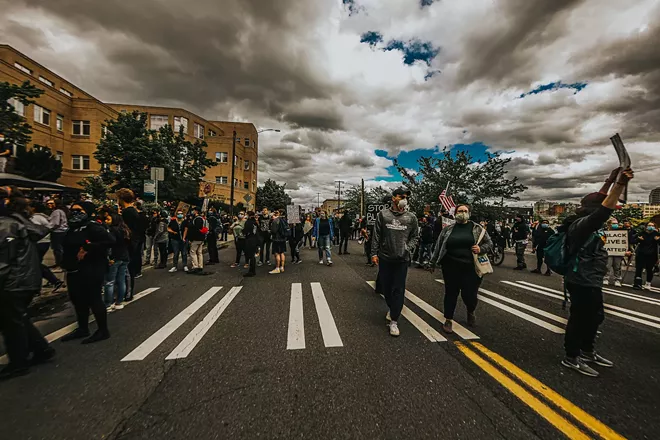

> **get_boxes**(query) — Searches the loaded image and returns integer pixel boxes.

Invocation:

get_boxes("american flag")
[439,188,456,214]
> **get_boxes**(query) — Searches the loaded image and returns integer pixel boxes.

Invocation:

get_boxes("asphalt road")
[2,241,659,439]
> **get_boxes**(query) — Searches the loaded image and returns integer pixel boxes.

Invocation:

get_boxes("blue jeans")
[171,239,188,269]
[419,243,432,264]
[317,235,332,261]
[104,260,128,306]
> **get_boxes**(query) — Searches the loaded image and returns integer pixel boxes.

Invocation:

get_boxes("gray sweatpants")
[606,256,623,283]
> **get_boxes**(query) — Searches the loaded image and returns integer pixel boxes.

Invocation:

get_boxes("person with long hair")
[116,189,142,300]
[243,211,259,277]
[60,201,115,344]
[29,201,64,291]
[100,209,130,312]
[46,198,68,271]
[632,221,660,290]
[167,210,189,273]
[230,213,246,268]
[154,210,170,269]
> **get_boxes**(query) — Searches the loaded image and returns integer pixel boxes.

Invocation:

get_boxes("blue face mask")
[648,226,656,232]
[611,224,619,230]
[541,224,549,229]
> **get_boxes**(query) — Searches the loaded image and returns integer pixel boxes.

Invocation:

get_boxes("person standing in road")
[269,210,288,274]
[512,215,530,270]
[258,208,272,266]
[604,218,627,287]
[339,210,352,255]
[0,187,55,381]
[168,210,189,273]
[143,209,159,266]
[61,201,115,344]
[46,198,68,271]
[230,214,246,268]
[370,187,419,337]
[153,210,169,269]
[29,201,64,291]
[206,207,221,265]
[116,189,143,301]
[430,204,492,333]
[632,221,660,290]
[303,215,314,249]
[289,219,304,264]
[314,210,335,266]
[101,210,130,312]
[559,167,633,377]
[221,214,230,242]
[243,211,259,277]
[418,216,434,267]
[531,219,555,275]
[333,211,341,246]
[185,207,208,274]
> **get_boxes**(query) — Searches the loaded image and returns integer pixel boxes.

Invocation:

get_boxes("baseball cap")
[392,187,411,198]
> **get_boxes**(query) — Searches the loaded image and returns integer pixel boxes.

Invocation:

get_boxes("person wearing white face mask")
[370,187,419,337]
[230,213,246,268]
[429,204,493,333]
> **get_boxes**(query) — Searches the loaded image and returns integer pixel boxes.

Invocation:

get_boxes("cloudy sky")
[2,0,659,207]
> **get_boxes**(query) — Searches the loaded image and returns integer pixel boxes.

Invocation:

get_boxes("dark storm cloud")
[2,19,48,49]
[262,147,313,170]
[507,157,535,168]
[281,104,345,131]
[381,132,414,148]
[7,0,334,119]
[281,132,303,144]
[341,155,375,168]
[456,0,587,87]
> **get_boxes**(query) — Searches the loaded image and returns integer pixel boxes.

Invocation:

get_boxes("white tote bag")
[473,227,494,277]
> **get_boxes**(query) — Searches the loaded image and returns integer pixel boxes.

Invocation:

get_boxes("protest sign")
[287,205,301,223]
[610,133,631,203]
[604,230,628,257]
[366,203,389,226]
[176,201,191,216]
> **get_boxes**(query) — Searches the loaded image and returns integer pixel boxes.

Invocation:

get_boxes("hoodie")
[370,208,419,263]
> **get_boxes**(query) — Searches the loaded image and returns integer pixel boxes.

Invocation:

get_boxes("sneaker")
[327,260,333,266]
[467,312,476,327]
[230,263,238,268]
[344,252,351,255]
[633,284,643,290]
[280,267,285,273]
[184,266,189,272]
[53,280,65,292]
[61,328,90,342]
[169,267,177,273]
[579,351,614,368]
[603,280,610,286]
[269,268,281,274]
[267,260,272,266]
[135,274,143,279]
[31,347,56,365]
[644,282,652,290]
[244,264,249,269]
[338,251,343,255]
[81,330,110,344]
[561,357,599,377]
[614,281,622,287]
[106,305,115,313]
[114,303,125,310]
[296,260,303,264]
[531,269,542,274]
[257,261,263,267]
[319,260,324,265]
[544,271,552,276]
[442,320,453,334]
[389,321,400,337]
[386,311,391,322]
[513,266,525,271]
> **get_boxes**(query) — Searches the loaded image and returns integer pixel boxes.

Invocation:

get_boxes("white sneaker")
[603,280,609,286]
[269,268,281,274]
[386,311,391,322]
[169,267,177,273]
[327,259,333,266]
[114,304,125,310]
[614,281,622,287]
[280,267,285,273]
[644,282,652,290]
[319,260,324,265]
[106,305,115,313]
[184,266,189,272]
[389,321,400,337]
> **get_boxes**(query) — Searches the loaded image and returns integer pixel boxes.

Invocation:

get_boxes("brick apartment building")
[0,44,258,207]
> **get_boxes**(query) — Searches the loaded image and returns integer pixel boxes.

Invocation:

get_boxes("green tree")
[0,81,43,154]
[342,185,393,214]
[78,175,110,200]
[13,145,62,181]
[256,179,291,211]
[612,206,643,223]
[395,147,527,216]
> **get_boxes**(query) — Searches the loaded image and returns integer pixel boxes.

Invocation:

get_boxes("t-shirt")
[122,206,142,245]
[168,219,188,241]
[318,218,331,236]
[444,222,475,264]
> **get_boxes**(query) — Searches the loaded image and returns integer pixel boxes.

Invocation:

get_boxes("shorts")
[272,241,287,254]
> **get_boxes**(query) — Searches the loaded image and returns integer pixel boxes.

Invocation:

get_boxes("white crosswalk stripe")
[311,283,344,348]
[404,289,479,340]
[623,283,660,294]
[611,285,660,303]
[286,283,344,350]
[287,283,306,350]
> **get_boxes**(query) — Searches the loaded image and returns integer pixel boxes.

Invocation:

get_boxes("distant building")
[650,188,660,205]
[534,200,551,215]
[643,205,660,218]
[321,199,340,213]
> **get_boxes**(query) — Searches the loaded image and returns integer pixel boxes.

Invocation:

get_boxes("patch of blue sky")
[519,81,587,98]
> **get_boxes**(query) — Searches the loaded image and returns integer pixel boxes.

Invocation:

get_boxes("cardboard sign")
[604,230,628,257]
[176,201,191,216]
[287,205,301,223]
[201,198,209,213]
[366,203,389,226]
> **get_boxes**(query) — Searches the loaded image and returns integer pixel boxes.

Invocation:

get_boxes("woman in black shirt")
[101,210,131,311]
[633,222,660,290]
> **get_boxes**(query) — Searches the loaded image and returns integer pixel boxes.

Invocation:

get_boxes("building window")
[101,125,108,137]
[150,115,169,131]
[252,161,256,172]
[208,129,217,137]
[56,114,64,132]
[245,138,250,147]
[234,155,238,167]
[244,160,250,171]
[60,88,73,97]
[72,120,91,136]
[194,123,204,139]
[234,178,239,187]
[72,155,90,170]
[215,152,228,163]
[8,98,25,116]
[216,176,228,185]
[33,105,51,126]
[235,137,241,145]
[56,151,63,162]
[14,62,32,75]
[243,181,249,190]
[252,181,255,192]
[39,76,54,87]
[174,116,188,134]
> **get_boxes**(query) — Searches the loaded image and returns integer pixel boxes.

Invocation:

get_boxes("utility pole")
[360,178,365,218]
[317,193,321,208]
[335,180,344,212]
[229,129,237,216]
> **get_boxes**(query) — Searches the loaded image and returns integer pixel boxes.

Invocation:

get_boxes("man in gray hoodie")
[371,187,419,337]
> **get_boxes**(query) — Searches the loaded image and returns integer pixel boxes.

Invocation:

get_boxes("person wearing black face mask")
[558,167,634,377]
[531,220,555,275]
[632,221,660,290]
[60,201,115,344]
[512,215,530,270]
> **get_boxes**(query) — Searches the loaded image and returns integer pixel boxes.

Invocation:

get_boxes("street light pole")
[229,130,237,216]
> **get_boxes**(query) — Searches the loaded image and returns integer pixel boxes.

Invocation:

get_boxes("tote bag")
[473,226,494,277]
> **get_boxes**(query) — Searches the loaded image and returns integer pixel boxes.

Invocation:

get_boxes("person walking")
[430,204,492,333]
[512,215,530,270]
[302,216,314,249]
[29,201,64,291]
[101,210,130,312]
[632,221,660,290]
[333,211,341,246]
[531,219,555,275]
[206,207,221,265]
[230,214,246,268]
[153,210,169,269]
[0,187,55,380]
[289,219,304,264]
[258,208,272,266]
[116,189,143,301]
[314,211,335,266]
[370,187,419,337]
[185,207,208,274]
[168,210,189,273]
[604,219,627,286]
[243,211,259,277]
[143,209,159,266]
[46,198,68,271]
[339,211,352,255]
[221,214,230,242]
[559,167,633,377]
[61,201,115,344]
[269,210,288,274]
[418,217,434,267]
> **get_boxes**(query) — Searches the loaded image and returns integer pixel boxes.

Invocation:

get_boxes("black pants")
[515,241,527,267]
[333,230,340,245]
[38,242,60,285]
[290,238,301,261]
[67,269,108,334]
[50,231,66,267]
[536,247,549,272]
[564,282,604,358]
[244,237,258,275]
[207,234,219,263]
[634,254,657,285]
[0,290,50,368]
[303,232,313,247]
[442,260,482,320]
[221,230,228,241]
[339,233,349,253]
[365,239,372,264]
[127,241,143,299]
[379,259,408,322]
[235,238,246,264]
[259,233,271,263]
[156,242,168,268]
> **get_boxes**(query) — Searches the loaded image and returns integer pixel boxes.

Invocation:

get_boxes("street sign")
[143,180,155,197]
[244,194,252,202]
[150,167,165,181]
[366,203,389,226]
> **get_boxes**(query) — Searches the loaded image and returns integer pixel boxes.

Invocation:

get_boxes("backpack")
[543,232,572,276]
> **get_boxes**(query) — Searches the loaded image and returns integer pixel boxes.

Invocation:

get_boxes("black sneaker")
[513,266,524,271]
[53,280,65,292]
[0,365,30,381]
[467,312,476,327]
[61,329,90,342]
[31,347,56,365]
[531,269,542,274]
[579,351,614,368]
[561,357,599,377]
[81,330,110,344]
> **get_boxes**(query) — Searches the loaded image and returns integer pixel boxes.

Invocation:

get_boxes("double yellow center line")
[456,342,626,440]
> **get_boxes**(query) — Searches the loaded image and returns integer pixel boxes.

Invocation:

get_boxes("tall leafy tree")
[256,179,291,211]
[611,206,643,223]
[343,185,393,214]
[78,175,110,200]
[0,81,43,153]
[13,145,63,181]
[395,147,527,217]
